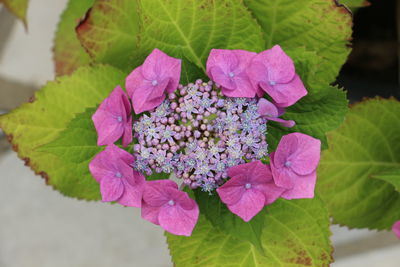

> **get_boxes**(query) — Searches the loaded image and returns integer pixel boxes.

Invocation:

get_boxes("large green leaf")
[139,0,265,71]
[77,0,265,72]
[167,197,332,266]
[76,0,143,72]
[268,86,348,151]
[1,0,28,26]
[194,190,265,253]
[317,98,400,230]
[372,168,400,193]
[0,65,126,199]
[53,0,95,76]
[244,0,352,84]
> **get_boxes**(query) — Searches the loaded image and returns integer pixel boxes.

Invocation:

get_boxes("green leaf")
[178,50,207,85]
[53,0,95,76]
[145,172,170,181]
[317,98,400,230]
[76,0,143,72]
[167,197,332,266]
[372,168,400,192]
[244,0,352,84]
[0,65,126,200]
[194,190,265,253]
[40,107,101,163]
[139,0,265,70]
[268,86,348,151]
[1,0,29,26]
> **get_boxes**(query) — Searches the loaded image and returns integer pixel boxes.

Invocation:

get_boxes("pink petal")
[126,49,181,114]
[141,180,178,225]
[89,144,134,183]
[269,75,307,107]
[257,99,295,127]
[122,115,133,147]
[217,180,246,206]
[114,161,145,207]
[141,48,181,93]
[227,189,266,222]
[256,181,286,205]
[209,66,237,90]
[129,79,167,114]
[142,180,178,207]
[280,171,317,200]
[392,221,400,239]
[92,86,129,146]
[249,161,273,184]
[267,117,296,128]
[288,133,321,175]
[220,75,256,98]
[257,98,279,117]
[158,202,199,236]
[100,177,124,202]
[207,49,256,97]
[141,180,199,236]
[207,49,239,77]
[273,136,299,169]
[270,152,296,189]
[227,163,250,179]
[108,144,135,166]
[117,179,144,207]
[147,78,171,100]
[141,201,161,225]
[260,45,295,83]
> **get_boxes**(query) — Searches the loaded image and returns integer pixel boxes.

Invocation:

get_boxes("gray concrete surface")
[0,151,171,267]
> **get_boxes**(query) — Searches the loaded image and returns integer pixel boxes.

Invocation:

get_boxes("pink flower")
[126,48,181,114]
[206,49,258,98]
[141,180,199,236]
[92,86,132,147]
[393,221,400,239]
[270,133,321,199]
[248,45,307,107]
[89,144,145,207]
[257,98,295,128]
[217,161,285,222]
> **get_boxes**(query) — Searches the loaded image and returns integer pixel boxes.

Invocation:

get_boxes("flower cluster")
[132,80,269,193]
[90,46,320,236]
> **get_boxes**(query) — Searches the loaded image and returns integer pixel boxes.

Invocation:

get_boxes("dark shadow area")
[337,0,399,102]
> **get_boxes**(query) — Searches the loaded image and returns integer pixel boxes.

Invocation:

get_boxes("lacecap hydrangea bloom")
[90,46,321,236]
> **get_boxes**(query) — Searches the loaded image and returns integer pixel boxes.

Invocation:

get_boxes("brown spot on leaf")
[285,240,313,266]
[76,7,93,37]
[39,171,50,184]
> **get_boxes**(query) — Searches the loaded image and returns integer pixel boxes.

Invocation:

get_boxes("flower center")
[285,161,292,167]
[132,80,269,193]
[115,172,122,178]
[245,183,252,189]
[117,116,123,122]
[228,72,235,78]
[269,80,276,86]
[152,80,158,86]
[168,200,175,206]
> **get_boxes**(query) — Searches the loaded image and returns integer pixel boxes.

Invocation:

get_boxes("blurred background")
[0,0,399,266]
